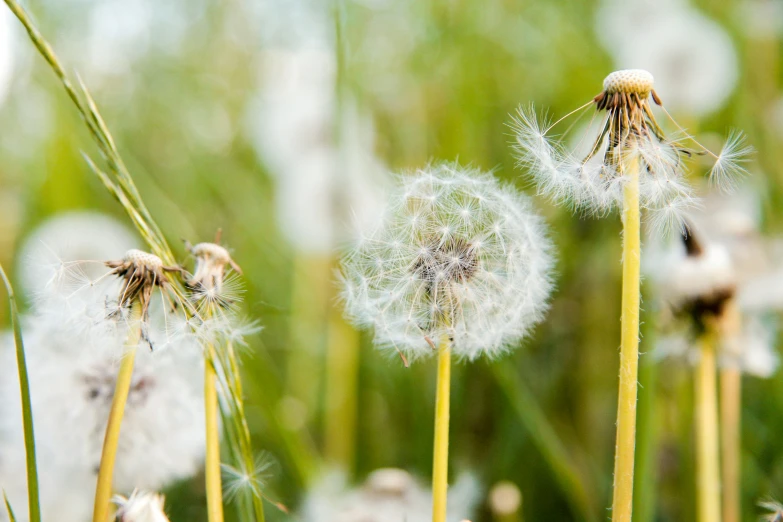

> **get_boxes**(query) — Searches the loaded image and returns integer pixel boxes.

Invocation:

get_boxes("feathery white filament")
[339,164,554,361]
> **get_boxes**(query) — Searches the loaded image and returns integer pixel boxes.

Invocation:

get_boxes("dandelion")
[647,189,781,522]
[512,69,751,522]
[301,468,481,522]
[339,163,553,521]
[112,490,169,522]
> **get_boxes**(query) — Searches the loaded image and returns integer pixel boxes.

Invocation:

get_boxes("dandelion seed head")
[339,163,554,361]
[602,69,654,95]
[113,490,170,522]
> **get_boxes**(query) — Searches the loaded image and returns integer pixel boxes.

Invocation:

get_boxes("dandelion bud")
[339,163,554,361]
[112,490,170,522]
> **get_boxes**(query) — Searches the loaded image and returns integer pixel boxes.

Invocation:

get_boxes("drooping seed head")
[106,249,178,322]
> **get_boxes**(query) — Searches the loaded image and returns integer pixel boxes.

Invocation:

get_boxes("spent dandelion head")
[185,241,243,314]
[339,163,554,362]
[512,69,752,232]
[112,490,170,522]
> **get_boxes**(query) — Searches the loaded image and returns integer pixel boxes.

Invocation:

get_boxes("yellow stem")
[696,332,722,522]
[432,338,452,522]
[92,306,142,522]
[611,154,641,522]
[205,343,224,522]
[324,312,360,471]
[721,366,740,522]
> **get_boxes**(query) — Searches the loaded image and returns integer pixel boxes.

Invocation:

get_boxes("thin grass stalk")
[205,343,225,522]
[4,492,18,522]
[696,332,721,522]
[92,304,143,522]
[324,312,360,471]
[432,337,452,522]
[491,363,597,522]
[0,264,40,522]
[611,153,641,522]
[720,366,740,522]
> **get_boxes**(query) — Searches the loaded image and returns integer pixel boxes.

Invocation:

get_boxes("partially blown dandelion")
[112,490,170,522]
[340,163,553,522]
[513,69,751,233]
[512,69,752,522]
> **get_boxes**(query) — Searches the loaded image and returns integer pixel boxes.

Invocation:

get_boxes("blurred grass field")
[2,0,783,520]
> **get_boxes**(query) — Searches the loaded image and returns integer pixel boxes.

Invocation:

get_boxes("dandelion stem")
[324,312,360,471]
[432,337,452,522]
[0,264,40,522]
[696,331,721,522]
[611,152,641,522]
[205,343,225,522]
[92,305,142,522]
[720,366,740,522]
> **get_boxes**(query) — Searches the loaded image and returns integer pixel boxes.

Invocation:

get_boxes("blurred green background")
[1,0,783,520]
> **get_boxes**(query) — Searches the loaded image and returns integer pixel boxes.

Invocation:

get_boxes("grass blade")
[0,264,40,522]
[4,491,18,522]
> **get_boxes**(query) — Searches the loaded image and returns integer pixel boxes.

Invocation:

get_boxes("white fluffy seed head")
[602,69,654,95]
[339,163,554,361]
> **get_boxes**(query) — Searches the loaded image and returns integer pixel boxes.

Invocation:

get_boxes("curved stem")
[205,343,224,522]
[696,333,722,522]
[611,154,641,522]
[92,306,142,522]
[432,338,452,522]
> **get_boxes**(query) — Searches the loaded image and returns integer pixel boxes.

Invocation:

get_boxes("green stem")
[0,264,40,522]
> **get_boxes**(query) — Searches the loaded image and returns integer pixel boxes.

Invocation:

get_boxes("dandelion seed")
[112,490,170,522]
[511,69,752,226]
[339,163,554,361]
[760,499,783,522]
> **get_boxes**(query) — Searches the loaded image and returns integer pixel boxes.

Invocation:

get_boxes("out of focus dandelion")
[340,163,553,521]
[112,490,169,522]
[595,0,738,117]
[488,481,522,522]
[647,188,781,522]
[0,215,205,522]
[512,68,751,522]
[301,468,481,522]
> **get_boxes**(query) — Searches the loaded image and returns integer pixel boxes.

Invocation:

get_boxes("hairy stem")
[696,332,721,522]
[611,154,641,522]
[205,344,224,522]
[92,306,142,522]
[432,338,452,522]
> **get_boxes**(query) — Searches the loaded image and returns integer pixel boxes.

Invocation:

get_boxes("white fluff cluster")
[340,164,554,361]
[652,241,736,308]
[113,490,170,522]
[247,49,387,253]
[0,214,205,522]
[300,468,481,522]
[595,0,738,117]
